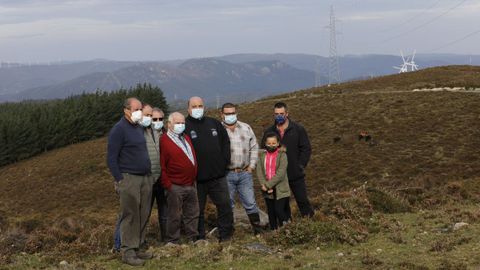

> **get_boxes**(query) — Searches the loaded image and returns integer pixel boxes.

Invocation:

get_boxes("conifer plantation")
[0,83,167,167]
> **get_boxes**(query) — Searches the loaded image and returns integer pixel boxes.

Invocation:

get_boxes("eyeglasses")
[152,118,164,121]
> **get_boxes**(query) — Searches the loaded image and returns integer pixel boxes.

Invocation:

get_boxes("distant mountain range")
[1,53,479,104]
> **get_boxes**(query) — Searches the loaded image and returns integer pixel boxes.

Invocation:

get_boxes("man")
[185,96,234,242]
[160,112,199,245]
[139,104,165,244]
[261,102,315,218]
[150,107,168,242]
[112,105,165,250]
[220,103,262,235]
[107,97,154,266]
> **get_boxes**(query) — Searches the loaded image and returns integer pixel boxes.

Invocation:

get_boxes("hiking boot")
[219,236,232,244]
[136,250,153,260]
[247,213,264,235]
[122,250,145,266]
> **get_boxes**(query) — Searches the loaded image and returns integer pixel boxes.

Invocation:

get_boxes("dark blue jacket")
[107,117,151,181]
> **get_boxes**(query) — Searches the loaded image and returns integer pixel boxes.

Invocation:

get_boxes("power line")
[328,5,341,85]
[428,28,480,52]
[381,0,468,43]
[379,0,442,33]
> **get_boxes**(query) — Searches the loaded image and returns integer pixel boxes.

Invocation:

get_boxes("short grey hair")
[152,107,164,114]
[168,112,184,123]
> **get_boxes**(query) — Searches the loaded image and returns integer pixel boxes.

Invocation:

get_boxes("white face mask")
[152,121,164,130]
[131,110,143,123]
[191,108,204,119]
[223,114,237,125]
[140,116,152,127]
[173,123,185,134]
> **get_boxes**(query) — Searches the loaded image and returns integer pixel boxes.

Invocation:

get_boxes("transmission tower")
[314,56,321,87]
[328,5,340,85]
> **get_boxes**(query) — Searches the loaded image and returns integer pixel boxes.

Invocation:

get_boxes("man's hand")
[114,180,122,194]
[261,184,267,192]
[245,167,254,174]
[267,189,274,194]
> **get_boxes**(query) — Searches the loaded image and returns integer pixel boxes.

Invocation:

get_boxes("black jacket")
[261,119,311,181]
[185,116,231,182]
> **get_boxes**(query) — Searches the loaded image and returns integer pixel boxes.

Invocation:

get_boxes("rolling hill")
[2,53,480,105]
[4,59,317,104]
[1,65,480,268]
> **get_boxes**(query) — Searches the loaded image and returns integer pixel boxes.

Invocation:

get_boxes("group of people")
[107,96,314,266]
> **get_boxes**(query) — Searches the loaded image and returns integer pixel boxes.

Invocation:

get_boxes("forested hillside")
[0,83,167,166]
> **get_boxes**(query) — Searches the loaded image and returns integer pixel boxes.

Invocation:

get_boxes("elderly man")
[160,112,199,245]
[185,96,234,242]
[113,105,166,250]
[107,97,153,266]
[261,102,314,218]
[220,103,262,235]
[150,107,167,242]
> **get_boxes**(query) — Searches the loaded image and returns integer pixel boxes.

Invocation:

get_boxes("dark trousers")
[289,178,315,217]
[166,184,199,243]
[265,197,291,230]
[197,176,234,240]
[151,181,168,238]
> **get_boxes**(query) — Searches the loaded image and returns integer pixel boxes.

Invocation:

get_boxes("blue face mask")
[173,123,185,134]
[275,115,286,125]
[152,121,164,130]
[191,108,204,119]
[140,116,152,127]
[224,114,237,125]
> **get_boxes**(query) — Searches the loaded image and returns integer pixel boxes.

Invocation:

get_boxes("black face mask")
[266,146,278,153]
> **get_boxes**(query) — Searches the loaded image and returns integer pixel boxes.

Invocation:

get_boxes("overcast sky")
[0,0,479,62]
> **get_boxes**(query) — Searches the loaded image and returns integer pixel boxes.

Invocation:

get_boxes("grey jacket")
[256,148,290,200]
[144,128,162,180]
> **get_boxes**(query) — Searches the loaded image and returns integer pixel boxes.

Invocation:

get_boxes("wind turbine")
[406,50,419,71]
[393,50,419,73]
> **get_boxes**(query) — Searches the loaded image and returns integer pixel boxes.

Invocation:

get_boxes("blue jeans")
[226,171,259,215]
[114,215,121,250]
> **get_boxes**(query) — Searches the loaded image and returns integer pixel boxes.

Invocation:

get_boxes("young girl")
[256,132,291,230]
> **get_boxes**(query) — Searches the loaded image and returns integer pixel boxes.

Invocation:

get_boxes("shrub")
[366,187,412,213]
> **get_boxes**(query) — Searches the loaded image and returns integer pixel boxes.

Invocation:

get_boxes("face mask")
[140,116,152,127]
[152,121,164,130]
[191,108,204,119]
[266,145,278,153]
[224,114,237,125]
[131,110,143,123]
[173,123,185,134]
[275,115,286,125]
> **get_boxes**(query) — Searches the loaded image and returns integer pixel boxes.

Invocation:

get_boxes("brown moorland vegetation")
[1,65,480,268]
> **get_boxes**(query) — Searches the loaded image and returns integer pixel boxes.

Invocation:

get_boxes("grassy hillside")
[1,65,480,268]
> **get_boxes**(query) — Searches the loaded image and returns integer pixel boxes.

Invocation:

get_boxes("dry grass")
[1,65,480,267]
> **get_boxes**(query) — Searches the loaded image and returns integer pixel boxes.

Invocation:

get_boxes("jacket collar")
[187,115,205,123]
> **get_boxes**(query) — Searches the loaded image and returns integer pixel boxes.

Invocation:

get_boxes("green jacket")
[144,128,161,180]
[256,148,290,200]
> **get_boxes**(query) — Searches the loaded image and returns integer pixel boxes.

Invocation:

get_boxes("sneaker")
[193,239,209,246]
[164,242,180,248]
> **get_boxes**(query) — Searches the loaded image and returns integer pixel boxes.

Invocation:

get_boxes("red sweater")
[160,134,197,190]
